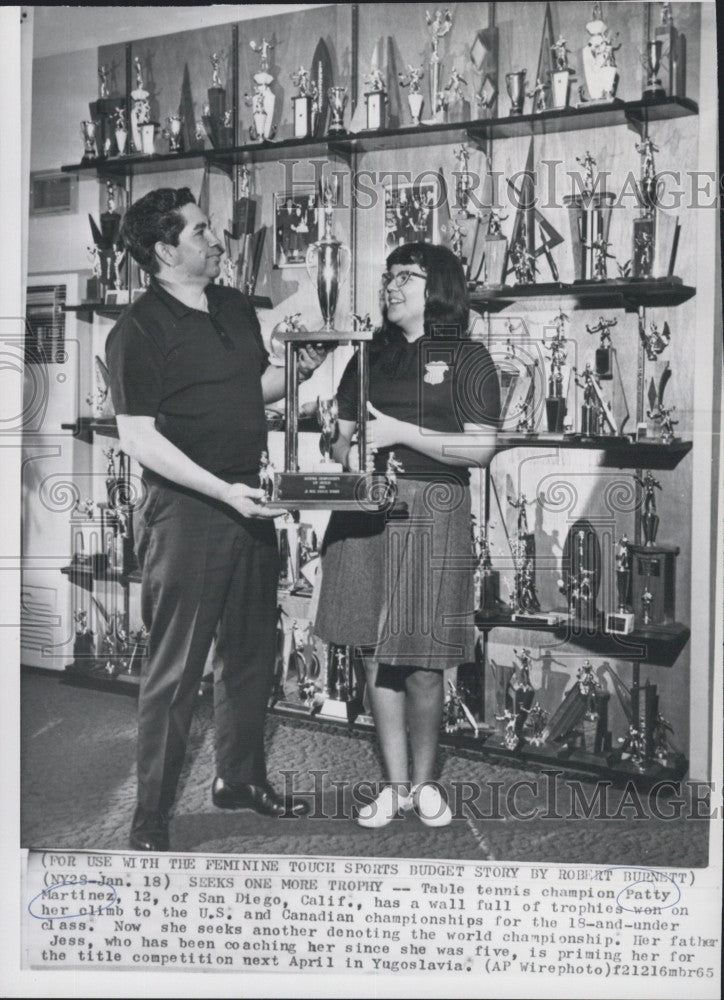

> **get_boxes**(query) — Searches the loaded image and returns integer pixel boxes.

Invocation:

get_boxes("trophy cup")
[580,2,620,105]
[586,315,617,379]
[551,35,574,109]
[505,70,527,115]
[363,67,387,131]
[564,151,616,282]
[425,9,453,122]
[80,120,99,164]
[544,311,569,432]
[643,39,666,101]
[605,535,635,635]
[291,67,317,138]
[264,178,394,511]
[163,115,184,153]
[398,65,425,126]
[327,86,348,135]
[246,38,277,141]
[202,53,234,148]
[131,57,156,155]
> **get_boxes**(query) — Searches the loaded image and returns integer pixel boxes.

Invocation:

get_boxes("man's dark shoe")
[129,805,169,851]
[212,777,310,817]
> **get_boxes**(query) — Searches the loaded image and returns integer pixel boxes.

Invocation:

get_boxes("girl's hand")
[366,402,403,451]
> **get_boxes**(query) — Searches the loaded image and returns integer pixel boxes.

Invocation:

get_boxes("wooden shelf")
[475,609,690,667]
[61,149,207,177]
[496,433,692,471]
[470,278,696,314]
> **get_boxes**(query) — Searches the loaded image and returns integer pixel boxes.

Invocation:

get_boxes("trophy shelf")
[61,149,207,178]
[470,278,696,314]
[495,433,692,471]
[63,302,126,320]
[475,609,690,668]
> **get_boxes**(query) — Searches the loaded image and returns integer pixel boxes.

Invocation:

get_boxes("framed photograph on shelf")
[273,188,319,267]
[383,178,440,254]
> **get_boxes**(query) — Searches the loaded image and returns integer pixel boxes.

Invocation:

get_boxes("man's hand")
[222,483,287,519]
[298,343,329,381]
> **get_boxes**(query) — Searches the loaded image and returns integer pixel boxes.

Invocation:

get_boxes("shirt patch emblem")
[424,361,450,385]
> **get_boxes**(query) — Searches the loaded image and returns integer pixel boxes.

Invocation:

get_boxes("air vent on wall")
[30,171,77,216]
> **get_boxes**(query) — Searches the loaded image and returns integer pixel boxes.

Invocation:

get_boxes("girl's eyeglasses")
[381,269,427,288]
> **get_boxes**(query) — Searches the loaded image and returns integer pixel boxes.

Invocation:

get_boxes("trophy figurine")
[364,66,387,131]
[509,236,537,284]
[114,106,128,156]
[605,535,635,635]
[259,450,275,501]
[398,65,425,126]
[425,8,453,121]
[317,398,343,470]
[202,53,234,148]
[453,144,474,218]
[551,34,574,108]
[291,67,317,138]
[505,69,527,115]
[572,363,618,437]
[544,311,569,432]
[306,176,351,333]
[481,209,508,288]
[527,77,549,114]
[247,38,277,140]
[163,115,184,153]
[443,67,469,123]
[586,315,618,379]
[327,86,348,135]
[639,318,671,361]
[643,39,666,101]
[646,364,679,444]
[634,471,662,545]
[629,472,679,626]
[508,494,542,620]
[499,649,536,750]
[580,1,620,105]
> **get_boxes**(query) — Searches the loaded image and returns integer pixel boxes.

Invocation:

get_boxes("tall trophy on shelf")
[507,493,546,624]
[527,76,549,114]
[481,209,508,288]
[88,181,123,300]
[654,1,687,99]
[262,176,394,510]
[571,363,620,437]
[586,315,618,379]
[551,35,574,109]
[564,150,616,283]
[632,137,680,281]
[544,310,569,432]
[605,535,635,635]
[398,65,425,126]
[579,1,621,106]
[131,57,156,155]
[558,524,600,629]
[642,39,666,102]
[646,362,678,444]
[202,52,234,148]
[631,473,681,628]
[89,64,126,158]
[425,9,453,123]
[472,516,500,612]
[246,38,277,141]
[497,649,536,751]
[114,106,128,156]
[364,66,387,131]
[291,67,317,138]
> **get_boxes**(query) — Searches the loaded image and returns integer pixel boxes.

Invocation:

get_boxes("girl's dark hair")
[120,187,196,274]
[384,241,470,339]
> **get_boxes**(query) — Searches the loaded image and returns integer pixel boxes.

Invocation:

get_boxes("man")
[106,187,325,851]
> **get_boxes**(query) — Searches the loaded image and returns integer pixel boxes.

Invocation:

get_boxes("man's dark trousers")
[134,478,279,814]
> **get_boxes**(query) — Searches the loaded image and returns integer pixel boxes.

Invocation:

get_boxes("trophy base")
[511,611,566,627]
[605,611,635,635]
[318,697,350,720]
[642,85,667,102]
[271,471,396,510]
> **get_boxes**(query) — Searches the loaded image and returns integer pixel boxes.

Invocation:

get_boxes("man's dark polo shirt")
[105,279,269,487]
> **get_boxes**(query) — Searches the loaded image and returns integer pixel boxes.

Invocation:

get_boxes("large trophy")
[202,53,234,148]
[564,151,615,282]
[246,38,277,141]
[425,8,453,123]
[629,472,679,628]
[550,35,574,109]
[579,2,621,106]
[89,64,126,158]
[131,57,156,155]
[262,178,394,510]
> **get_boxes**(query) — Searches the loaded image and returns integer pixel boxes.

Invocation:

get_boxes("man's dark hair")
[120,187,196,274]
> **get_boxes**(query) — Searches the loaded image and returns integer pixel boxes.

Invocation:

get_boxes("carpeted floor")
[21,671,709,865]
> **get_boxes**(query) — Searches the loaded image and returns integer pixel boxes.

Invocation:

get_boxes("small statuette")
[586,315,618,378]
[259,450,275,501]
[398,65,425,126]
[527,76,549,113]
[639,319,671,361]
[163,114,184,153]
[385,451,404,487]
[364,66,387,131]
[634,470,662,545]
